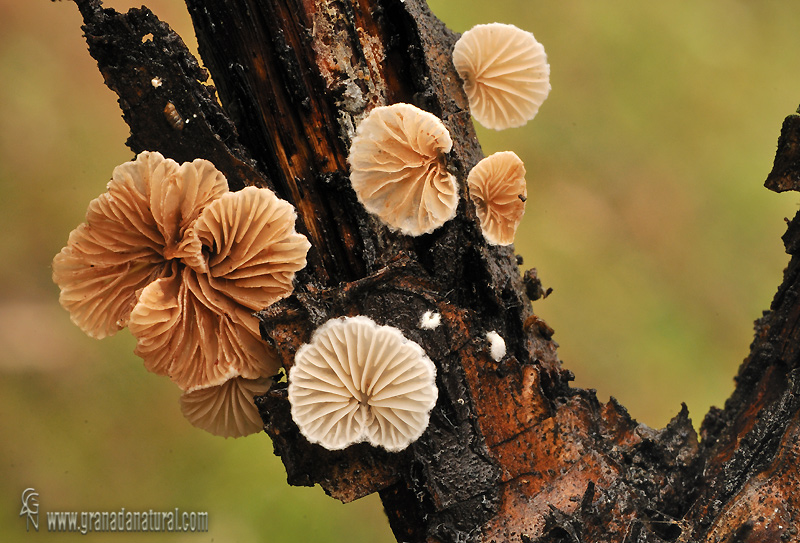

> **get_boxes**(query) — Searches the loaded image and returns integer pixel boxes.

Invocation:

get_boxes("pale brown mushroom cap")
[180,376,273,438]
[128,185,309,391]
[128,261,282,391]
[288,316,438,451]
[52,151,227,339]
[348,103,458,236]
[452,23,551,130]
[467,151,527,246]
[190,186,312,310]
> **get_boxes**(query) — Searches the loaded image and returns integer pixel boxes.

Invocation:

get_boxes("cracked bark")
[66,0,800,541]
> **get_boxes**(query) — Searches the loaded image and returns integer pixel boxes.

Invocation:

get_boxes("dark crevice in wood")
[184,0,372,285]
[73,0,267,191]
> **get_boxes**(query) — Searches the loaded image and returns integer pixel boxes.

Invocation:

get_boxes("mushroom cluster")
[53,151,311,438]
[288,316,438,452]
[344,22,547,248]
[450,21,550,246]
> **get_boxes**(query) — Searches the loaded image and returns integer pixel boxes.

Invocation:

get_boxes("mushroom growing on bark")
[288,316,438,452]
[347,103,458,236]
[52,151,227,339]
[180,376,273,438]
[452,22,551,130]
[467,151,527,246]
[130,185,312,392]
[53,151,311,437]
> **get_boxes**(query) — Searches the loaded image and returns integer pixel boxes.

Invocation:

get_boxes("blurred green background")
[3,0,800,541]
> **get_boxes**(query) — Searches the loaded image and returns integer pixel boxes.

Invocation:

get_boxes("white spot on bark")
[486,331,506,361]
[419,310,441,330]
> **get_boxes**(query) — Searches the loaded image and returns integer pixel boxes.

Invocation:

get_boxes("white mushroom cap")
[288,316,438,451]
[347,103,458,236]
[452,23,551,130]
[180,376,273,438]
[467,151,527,246]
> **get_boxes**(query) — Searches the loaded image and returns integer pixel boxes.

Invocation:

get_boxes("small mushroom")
[180,376,273,438]
[452,23,551,130]
[347,103,458,236]
[288,316,438,452]
[189,185,312,311]
[467,151,527,246]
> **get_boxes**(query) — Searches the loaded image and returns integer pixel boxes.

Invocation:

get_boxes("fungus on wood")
[288,315,438,452]
[452,22,551,131]
[347,103,459,236]
[53,149,311,438]
[62,0,800,541]
[181,376,274,438]
[467,151,528,246]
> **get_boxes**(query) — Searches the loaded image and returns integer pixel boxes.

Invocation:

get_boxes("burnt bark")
[66,0,800,541]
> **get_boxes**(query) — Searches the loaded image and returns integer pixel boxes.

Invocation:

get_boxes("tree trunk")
[69,0,800,540]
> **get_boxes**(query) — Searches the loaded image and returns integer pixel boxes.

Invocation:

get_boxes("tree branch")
[68,0,800,540]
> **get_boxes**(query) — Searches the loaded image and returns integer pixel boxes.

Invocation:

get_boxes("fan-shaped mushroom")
[129,186,309,391]
[347,103,458,236]
[288,316,438,451]
[190,186,312,311]
[452,23,551,130]
[467,151,527,245]
[128,266,279,391]
[180,376,273,438]
[52,151,227,339]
